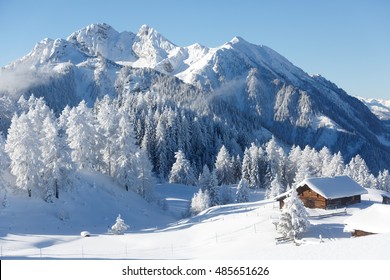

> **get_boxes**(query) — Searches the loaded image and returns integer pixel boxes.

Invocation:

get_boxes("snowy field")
[1,172,390,260]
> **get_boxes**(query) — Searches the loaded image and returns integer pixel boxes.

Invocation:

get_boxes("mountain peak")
[230,36,246,44]
[132,24,176,66]
[138,24,151,36]
[67,23,136,62]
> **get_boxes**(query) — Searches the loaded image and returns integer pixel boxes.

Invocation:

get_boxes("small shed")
[344,204,390,237]
[295,176,367,209]
[382,193,390,205]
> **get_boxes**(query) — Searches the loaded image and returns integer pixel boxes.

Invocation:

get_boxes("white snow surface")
[298,175,368,199]
[344,204,390,234]
[358,97,390,121]
[1,171,390,259]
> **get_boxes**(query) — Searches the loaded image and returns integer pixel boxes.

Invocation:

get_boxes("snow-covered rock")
[80,231,91,237]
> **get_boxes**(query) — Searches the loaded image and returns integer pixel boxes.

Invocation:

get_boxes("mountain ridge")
[0,23,389,173]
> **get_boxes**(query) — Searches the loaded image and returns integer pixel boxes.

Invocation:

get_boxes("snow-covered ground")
[1,173,390,259]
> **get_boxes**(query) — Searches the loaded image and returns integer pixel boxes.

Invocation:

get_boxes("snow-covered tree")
[190,188,210,216]
[345,154,371,188]
[232,154,242,183]
[208,170,220,206]
[242,143,268,189]
[236,178,250,203]
[113,114,138,191]
[6,113,42,197]
[6,96,75,200]
[66,101,98,170]
[169,150,196,185]
[293,145,314,186]
[241,148,251,183]
[377,169,390,192]
[0,133,9,201]
[135,148,155,201]
[277,187,309,239]
[0,132,9,175]
[155,115,170,179]
[322,151,345,177]
[286,145,302,186]
[265,136,283,179]
[214,145,234,185]
[197,165,212,191]
[110,214,129,235]
[40,116,62,201]
[266,174,284,199]
[95,95,119,176]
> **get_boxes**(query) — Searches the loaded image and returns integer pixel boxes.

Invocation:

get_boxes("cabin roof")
[344,204,390,234]
[297,175,367,200]
[382,193,390,199]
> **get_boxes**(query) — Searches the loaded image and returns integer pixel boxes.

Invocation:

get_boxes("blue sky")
[0,0,389,99]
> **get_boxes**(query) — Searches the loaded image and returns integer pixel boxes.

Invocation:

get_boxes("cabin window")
[317,194,319,198]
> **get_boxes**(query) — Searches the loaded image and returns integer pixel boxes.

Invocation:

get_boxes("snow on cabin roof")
[297,176,367,200]
[382,193,390,199]
[344,204,390,234]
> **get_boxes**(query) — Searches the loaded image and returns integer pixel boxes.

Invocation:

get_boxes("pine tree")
[214,145,234,185]
[0,132,9,174]
[40,116,61,201]
[377,170,390,192]
[286,145,302,186]
[277,187,309,239]
[345,155,371,188]
[236,178,250,203]
[266,174,284,199]
[190,188,210,216]
[169,150,196,185]
[208,170,220,206]
[323,151,345,177]
[155,115,170,179]
[265,136,282,178]
[232,154,242,184]
[319,147,332,176]
[198,165,212,191]
[66,101,98,170]
[95,95,119,176]
[110,214,129,235]
[113,114,138,191]
[6,113,42,197]
[0,133,9,197]
[241,147,251,184]
[135,148,155,201]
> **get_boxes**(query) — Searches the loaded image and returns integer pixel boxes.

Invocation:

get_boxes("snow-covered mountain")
[358,97,390,121]
[1,23,389,172]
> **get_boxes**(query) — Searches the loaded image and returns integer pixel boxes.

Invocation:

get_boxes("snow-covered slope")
[358,97,390,121]
[0,170,174,237]
[0,23,389,172]
[1,181,390,259]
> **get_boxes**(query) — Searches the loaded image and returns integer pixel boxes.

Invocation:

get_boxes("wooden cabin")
[344,204,390,237]
[277,176,367,209]
[382,193,390,205]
